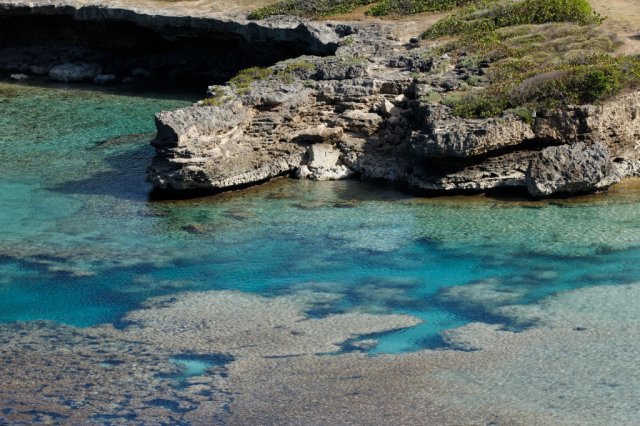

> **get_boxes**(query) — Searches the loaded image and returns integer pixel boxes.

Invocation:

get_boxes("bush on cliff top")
[367,0,482,16]
[417,0,640,119]
[248,0,599,19]
[424,0,603,38]
[248,0,376,19]
[249,0,481,19]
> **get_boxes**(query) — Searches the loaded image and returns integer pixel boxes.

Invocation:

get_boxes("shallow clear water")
[1,82,639,354]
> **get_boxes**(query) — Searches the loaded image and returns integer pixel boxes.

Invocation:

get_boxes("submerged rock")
[94,74,117,84]
[3,276,640,424]
[0,291,421,423]
[49,62,102,82]
[9,73,27,81]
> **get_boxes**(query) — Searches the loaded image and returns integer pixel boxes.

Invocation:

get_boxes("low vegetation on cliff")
[248,0,639,120]
[248,0,601,19]
[248,0,479,19]
[421,0,640,118]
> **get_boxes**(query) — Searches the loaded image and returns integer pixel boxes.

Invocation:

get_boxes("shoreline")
[1,0,638,201]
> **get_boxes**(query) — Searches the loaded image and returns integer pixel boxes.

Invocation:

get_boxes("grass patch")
[368,0,482,16]
[424,0,603,38]
[205,60,318,99]
[274,59,316,83]
[228,67,273,94]
[249,0,483,19]
[248,0,377,19]
[201,87,230,107]
[418,0,640,119]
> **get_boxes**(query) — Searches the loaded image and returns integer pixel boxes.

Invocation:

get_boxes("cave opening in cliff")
[0,14,334,90]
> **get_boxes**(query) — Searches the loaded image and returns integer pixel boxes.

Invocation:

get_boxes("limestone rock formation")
[0,0,637,198]
[0,0,342,86]
[147,27,640,197]
[525,142,617,197]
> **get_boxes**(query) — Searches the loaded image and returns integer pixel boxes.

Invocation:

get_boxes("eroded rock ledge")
[0,0,342,86]
[148,23,640,198]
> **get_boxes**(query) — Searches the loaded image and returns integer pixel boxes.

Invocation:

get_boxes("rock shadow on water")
[89,132,155,150]
[49,145,155,201]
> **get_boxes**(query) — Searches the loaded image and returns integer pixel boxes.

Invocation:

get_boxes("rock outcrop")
[0,0,342,86]
[147,24,640,198]
[1,0,637,198]
[525,142,616,197]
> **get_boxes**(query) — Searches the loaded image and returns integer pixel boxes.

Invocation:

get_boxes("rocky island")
[149,5,640,198]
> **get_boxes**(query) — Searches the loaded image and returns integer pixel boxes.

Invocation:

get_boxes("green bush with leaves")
[450,87,510,118]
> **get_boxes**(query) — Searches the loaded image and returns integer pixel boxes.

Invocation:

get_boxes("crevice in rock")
[422,136,567,176]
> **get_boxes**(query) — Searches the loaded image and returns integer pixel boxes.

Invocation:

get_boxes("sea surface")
[1,81,640,354]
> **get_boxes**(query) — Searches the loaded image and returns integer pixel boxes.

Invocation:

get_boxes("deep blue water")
[1,81,639,353]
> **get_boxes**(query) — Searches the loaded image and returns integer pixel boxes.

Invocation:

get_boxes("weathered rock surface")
[526,142,617,197]
[0,0,342,85]
[297,142,354,181]
[0,0,637,197]
[148,25,640,197]
[49,62,101,82]
[8,72,27,80]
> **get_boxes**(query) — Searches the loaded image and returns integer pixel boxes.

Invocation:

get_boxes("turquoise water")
[164,354,234,389]
[1,82,640,353]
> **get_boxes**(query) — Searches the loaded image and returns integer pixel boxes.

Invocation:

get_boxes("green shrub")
[505,106,534,124]
[494,0,603,27]
[229,67,273,94]
[367,0,481,16]
[424,0,603,39]
[249,0,376,19]
[417,0,638,120]
[249,0,488,19]
[508,64,621,107]
[450,88,510,118]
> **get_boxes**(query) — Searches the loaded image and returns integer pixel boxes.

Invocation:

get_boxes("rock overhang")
[0,0,343,87]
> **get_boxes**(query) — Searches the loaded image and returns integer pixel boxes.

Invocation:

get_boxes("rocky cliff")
[0,0,341,86]
[1,0,637,198]
[148,23,640,198]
